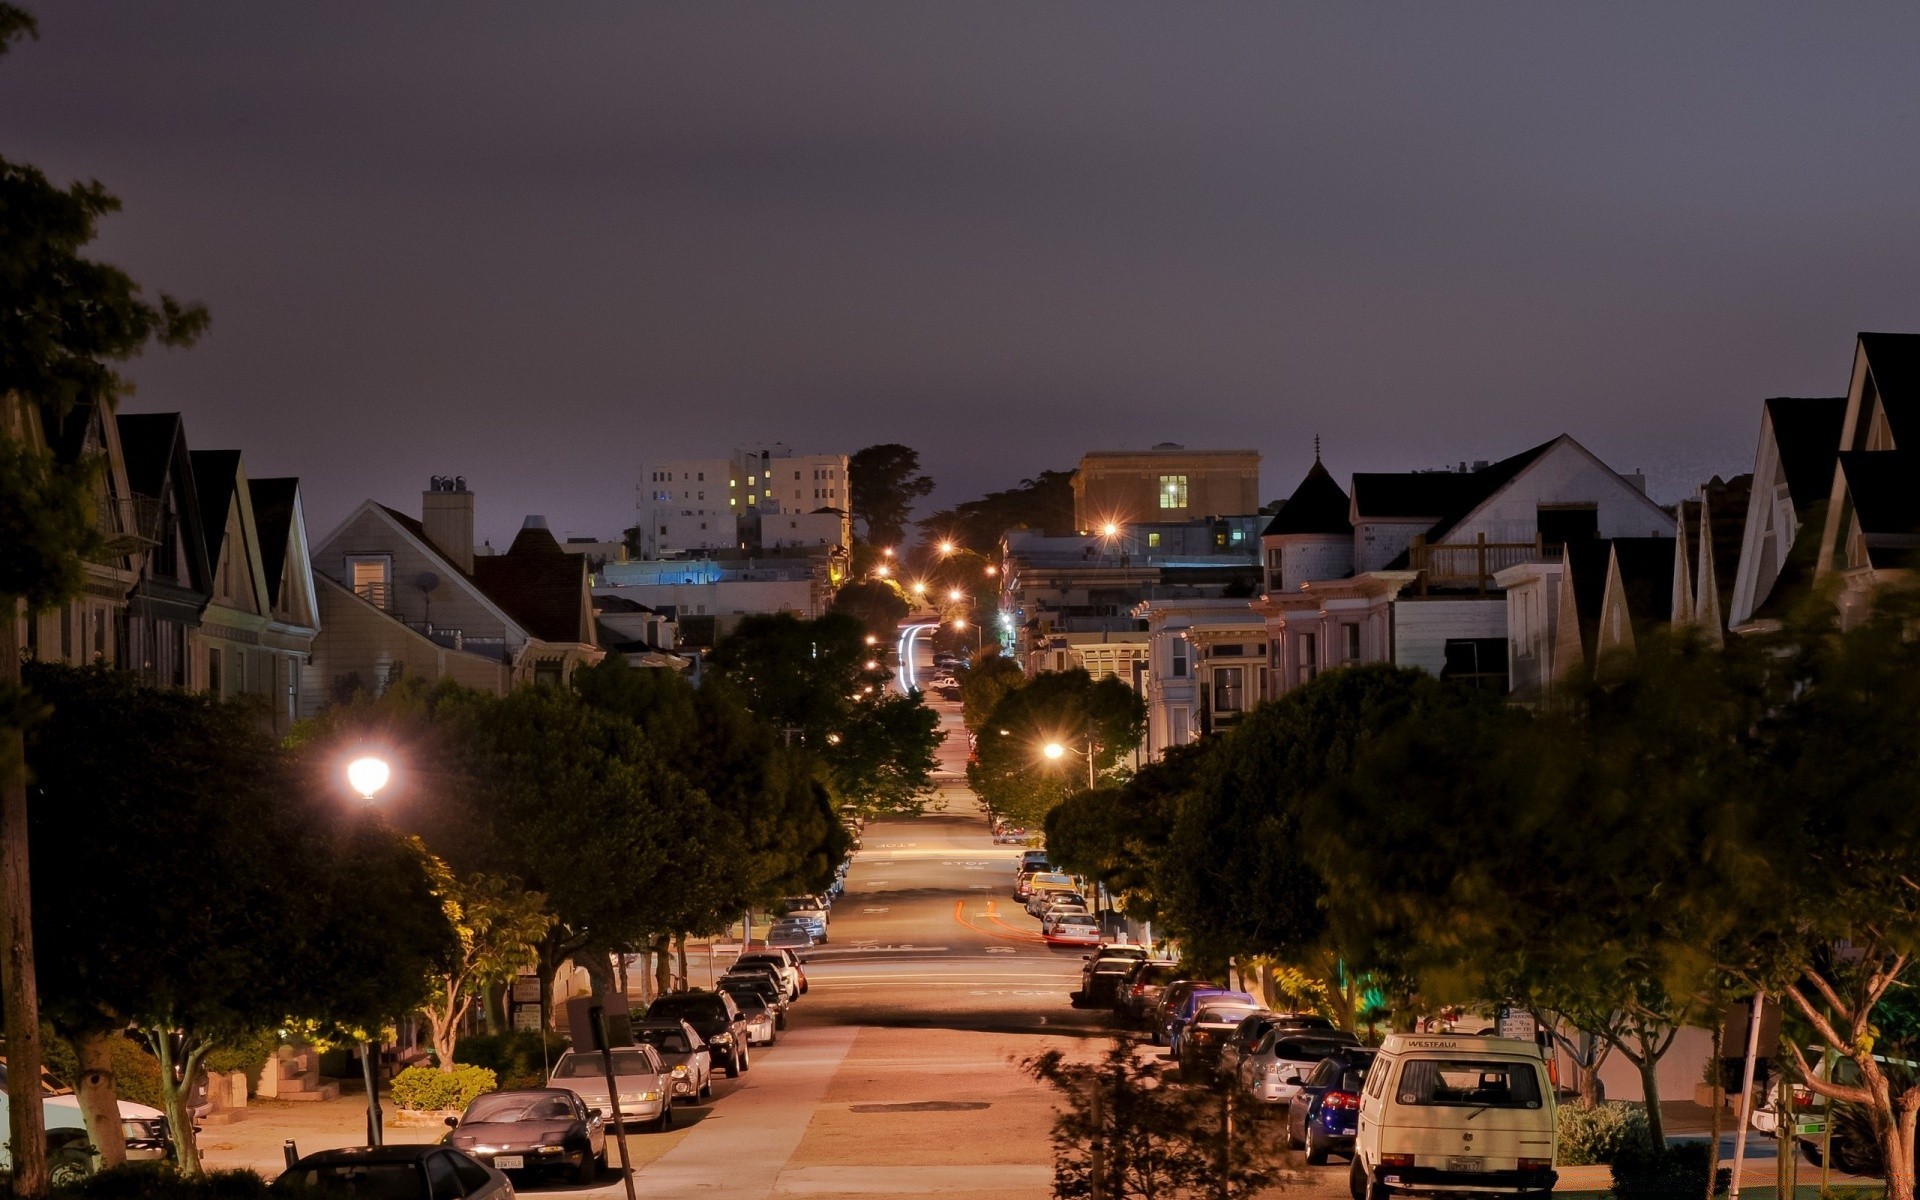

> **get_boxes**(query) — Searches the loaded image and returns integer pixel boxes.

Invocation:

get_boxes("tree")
[958,650,1025,735]
[967,669,1144,830]
[848,443,934,549]
[0,9,209,1189]
[707,612,941,816]
[919,468,1076,548]
[24,665,452,1173]
[1044,743,1206,923]
[830,577,909,642]
[419,859,551,1070]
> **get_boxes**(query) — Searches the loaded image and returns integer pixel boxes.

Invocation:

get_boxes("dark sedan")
[1286,1047,1376,1163]
[443,1088,605,1185]
[1179,1002,1266,1078]
[647,989,751,1076]
[272,1144,509,1197]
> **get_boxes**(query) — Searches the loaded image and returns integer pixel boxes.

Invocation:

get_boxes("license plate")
[493,1155,525,1170]
[1445,1156,1485,1172]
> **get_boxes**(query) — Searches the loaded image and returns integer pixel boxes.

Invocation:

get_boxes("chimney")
[422,475,475,573]
[1625,469,1648,494]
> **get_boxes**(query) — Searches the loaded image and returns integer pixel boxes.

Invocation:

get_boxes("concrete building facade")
[1071,445,1260,531]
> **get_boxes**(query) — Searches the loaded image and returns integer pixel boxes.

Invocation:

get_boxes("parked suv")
[1352,1034,1555,1200]
[645,990,752,1077]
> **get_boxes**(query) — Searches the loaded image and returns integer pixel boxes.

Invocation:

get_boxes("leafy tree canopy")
[848,443,934,549]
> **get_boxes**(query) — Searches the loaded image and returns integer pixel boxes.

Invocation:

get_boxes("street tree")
[24,665,452,1172]
[848,443,935,549]
[419,859,551,1070]
[830,577,909,642]
[0,9,209,1187]
[918,468,1077,548]
[958,649,1025,735]
[967,669,1144,830]
[1043,742,1207,923]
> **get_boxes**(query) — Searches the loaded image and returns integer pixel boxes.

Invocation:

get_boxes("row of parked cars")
[1075,948,1560,1199]
[274,946,818,1195]
[1011,853,1103,947]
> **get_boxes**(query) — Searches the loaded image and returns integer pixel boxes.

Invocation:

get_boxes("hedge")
[452,1031,570,1089]
[389,1063,497,1112]
[1555,1101,1650,1165]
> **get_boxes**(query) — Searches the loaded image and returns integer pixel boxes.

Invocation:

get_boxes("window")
[349,556,391,608]
[1231,528,1245,542]
[208,647,223,697]
[748,475,757,485]
[453,1154,493,1193]
[1345,624,1361,661]
[1442,638,1509,694]
[1148,532,1161,548]
[1213,665,1246,714]
[1171,640,1189,678]
[1158,475,1188,510]
[697,471,704,481]
[1213,643,1246,657]
[425,1151,464,1198]
[1394,1059,1542,1109]
[1297,632,1317,686]
[1537,504,1598,552]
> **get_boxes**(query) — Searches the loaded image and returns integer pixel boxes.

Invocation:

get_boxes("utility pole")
[1089,1068,1107,1200]
[1,598,49,1198]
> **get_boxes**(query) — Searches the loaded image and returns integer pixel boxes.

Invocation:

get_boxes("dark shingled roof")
[379,504,592,643]
[1610,536,1677,636]
[1838,449,1920,569]
[1354,436,1561,534]
[190,449,243,568]
[1763,398,1846,510]
[249,478,300,607]
[1859,332,1920,450]
[1262,460,1352,537]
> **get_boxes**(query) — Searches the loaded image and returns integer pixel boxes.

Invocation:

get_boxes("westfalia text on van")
[1352,1034,1556,1200]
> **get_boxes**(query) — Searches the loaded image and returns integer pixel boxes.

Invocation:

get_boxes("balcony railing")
[1408,533,1544,594]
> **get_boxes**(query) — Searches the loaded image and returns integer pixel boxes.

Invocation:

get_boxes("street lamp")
[911,581,928,597]
[1039,732,1098,789]
[1101,521,1119,538]
[341,754,392,1145]
[874,564,892,578]
[947,588,964,602]
[953,619,982,654]
[1042,741,1066,761]
[938,540,956,556]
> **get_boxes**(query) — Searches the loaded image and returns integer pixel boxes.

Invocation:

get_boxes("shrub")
[53,1163,270,1198]
[36,1030,166,1110]
[389,1063,497,1112]
[454,1031,570,1089]
[1610,1139,1728,1198]
[1556,1101,1650,1165]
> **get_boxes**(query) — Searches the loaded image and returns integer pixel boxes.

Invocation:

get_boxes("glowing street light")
[346,755,391,803]
[985,565,998,577]
[938,540,956,556]
[1101,521,1119,538]
[911,581,928,597]
[1042,742,1066,760]
[948,588,964,602]
[865,634,879,646]
[874,564,892,578]
[882,547,895,558]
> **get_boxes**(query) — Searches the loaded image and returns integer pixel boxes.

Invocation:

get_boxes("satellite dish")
[416,572,441,593]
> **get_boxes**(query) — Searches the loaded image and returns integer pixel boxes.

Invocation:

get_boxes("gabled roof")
[374,504,591,644]
[117,412,188,498]
[1859,333,1920,449]
[248,478,300,608]
[1610,537,1677,635]
[191,449,244,567]
[1262,459,1352,537]
[115,412,213,599]
[1837,449,1920,569]
[1763,397,1847,509]
[1563,538,1614,661]
[1351,437,1560,529]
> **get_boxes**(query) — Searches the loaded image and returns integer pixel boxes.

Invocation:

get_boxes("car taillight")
[1380,1154,1415,1168]
[1518,1158,1552,1171]
[1323,1091,1359,1111]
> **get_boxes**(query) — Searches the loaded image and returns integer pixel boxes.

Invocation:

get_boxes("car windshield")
[1395,1059,1543,1108]
[464,1093,571,1123]
[724,991,769,1012]
[271,1162,422,1197]
[1190,991,1254,1011]
[636,1030,692,1054]
[553,1050,653,1079]
[1273,1038,1358,1064]
[1138,964,1181,984]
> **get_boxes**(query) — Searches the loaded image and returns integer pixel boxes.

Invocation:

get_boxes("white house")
[1131,597,1268,760]
[1726,398,1846,631]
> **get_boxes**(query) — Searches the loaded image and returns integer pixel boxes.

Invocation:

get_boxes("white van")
[1352,1034,1556,1200]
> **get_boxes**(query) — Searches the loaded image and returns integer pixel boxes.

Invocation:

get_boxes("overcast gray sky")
[7,3,1919,545]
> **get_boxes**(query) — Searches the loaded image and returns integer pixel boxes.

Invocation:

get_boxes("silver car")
[1238,1031,1361,1104]
[549,1045,676,1130]
[633,1018,713,1102]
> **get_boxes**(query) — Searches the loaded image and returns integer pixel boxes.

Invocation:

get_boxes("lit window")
[749,475,757,485]
[1159,475,1188,509]
[1148,532,1161,548]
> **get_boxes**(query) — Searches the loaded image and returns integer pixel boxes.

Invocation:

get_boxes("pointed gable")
[117,413,213,596]
[470,521,594,645]
[1263,459,1352,537]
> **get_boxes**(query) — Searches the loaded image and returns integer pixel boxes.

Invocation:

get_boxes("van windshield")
[1395,1059,1543,1109]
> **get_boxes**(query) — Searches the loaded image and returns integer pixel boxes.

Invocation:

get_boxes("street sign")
[1497,1007,1537,1040]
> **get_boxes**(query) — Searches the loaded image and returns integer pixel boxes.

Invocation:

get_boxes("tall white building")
[639,445,851,556]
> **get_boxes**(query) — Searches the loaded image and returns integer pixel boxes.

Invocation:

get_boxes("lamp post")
[344,755,391,1146]
[953,619,983,655]
[1041,732,1097,790]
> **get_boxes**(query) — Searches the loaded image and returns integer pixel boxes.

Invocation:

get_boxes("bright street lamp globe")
[939,540,956,555]
[346,756,391,801]
[1101,522,1119,537]
[1043,742,1066,760]
[948,589,963,601]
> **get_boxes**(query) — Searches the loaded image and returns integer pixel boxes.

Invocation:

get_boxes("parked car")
[442,1087,606,1183]
[993,823,1030,844]
[1238,1030,1362,1106]
[646,989,752,1077]
[736,949,807,998]
[1166,987,1255,1055]
[1287,1046,1376,1164]
[1029,890,1087,918]
[1180,1002,1268,1077]
[1216,1011,1287,1082]
[1118,960,1184,1023]
[1352,1034,1556,1200]
[1018,849,1051,874]
[633,1018,714,1102]
[719,971,789,1025]
[1041,907,1091,934]
[272,1145,509,1198]
[1079,944,1149,986]
[1080,948,1150,1007]
[767,921,817,951]
[1024,872,1078,903]
[782,895,831,922]
[1045,915,1104,947]
[721,960,791,1003]
[548,1044,675,1131]
[723,988,781,1046]
[1149,979,1219,1045]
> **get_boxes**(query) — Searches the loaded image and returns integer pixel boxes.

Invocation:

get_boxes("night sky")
[8,4,1920,546]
